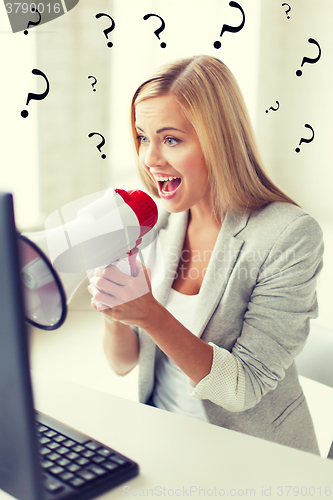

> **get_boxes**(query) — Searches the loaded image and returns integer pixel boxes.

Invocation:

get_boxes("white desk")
[1,369,333,499]
[28,373,333,498]
[2,302,333,499]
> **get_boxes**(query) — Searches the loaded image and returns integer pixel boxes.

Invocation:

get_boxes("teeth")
[156,176,179,181]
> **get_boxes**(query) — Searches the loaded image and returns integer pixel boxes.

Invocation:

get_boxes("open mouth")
[157,176,182,196]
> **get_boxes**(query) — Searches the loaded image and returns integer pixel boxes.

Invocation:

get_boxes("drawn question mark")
[295,124,315,153]
[21,69,50,118]
[296,38,321,76]
[265,101,280,113]
[88,76,97,92]
[95,13,115,48]
[88,132,106,159]
[282,3,291,19]
[214,1,245,49]
[143,14,166,48]
[24,7,41,34]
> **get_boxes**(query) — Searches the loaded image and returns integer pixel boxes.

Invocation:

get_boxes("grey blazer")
[137,202,324,454]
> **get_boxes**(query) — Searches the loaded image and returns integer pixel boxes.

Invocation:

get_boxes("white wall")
[1,0,331,327]
[0,0,262,226]
[0,9,39,228]
[107,0,262,190]
[256,0,333,223]
[256,0,333,329]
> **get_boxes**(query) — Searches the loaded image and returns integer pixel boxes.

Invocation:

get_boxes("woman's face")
[135,95,211,215]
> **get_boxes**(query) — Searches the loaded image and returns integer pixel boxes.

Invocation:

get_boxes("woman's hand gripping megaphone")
[88,253,154,325]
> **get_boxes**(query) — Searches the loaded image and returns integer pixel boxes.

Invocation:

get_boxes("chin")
[160,199,191,215]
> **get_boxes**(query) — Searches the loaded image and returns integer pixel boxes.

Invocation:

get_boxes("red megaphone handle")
[127,248,139,277]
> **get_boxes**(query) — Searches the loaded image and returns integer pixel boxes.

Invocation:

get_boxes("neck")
[189,203,222,231]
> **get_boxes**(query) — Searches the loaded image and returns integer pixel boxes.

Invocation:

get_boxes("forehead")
[135,95,188,128]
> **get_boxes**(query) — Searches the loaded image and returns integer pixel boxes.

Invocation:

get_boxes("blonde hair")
[131,55,298,221]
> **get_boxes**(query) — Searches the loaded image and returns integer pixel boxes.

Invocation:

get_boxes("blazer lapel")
[138,210,189,397]
[191,210,250,338]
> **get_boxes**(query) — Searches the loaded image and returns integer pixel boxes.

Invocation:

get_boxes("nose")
[144,143,166,170]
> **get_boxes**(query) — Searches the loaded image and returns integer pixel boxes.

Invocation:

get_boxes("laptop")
[0,192,139,500]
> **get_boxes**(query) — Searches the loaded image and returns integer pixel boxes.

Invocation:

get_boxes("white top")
[153,288,209,422]
[152,284,247,417]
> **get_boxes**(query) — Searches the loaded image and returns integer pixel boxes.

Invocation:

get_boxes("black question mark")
[24,8,41,34]
[295,124,315,153]
[214,1,245,49]
[143,14,166,48]
[88,132,106,159]
[21,69,50,118]
[265,101,280,113]
[282,3,291,19]
[88,76,97,92]
[95,13,115,48]
[296,38,321,76]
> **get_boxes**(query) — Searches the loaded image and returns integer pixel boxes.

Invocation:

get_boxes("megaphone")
[19,188,158,331]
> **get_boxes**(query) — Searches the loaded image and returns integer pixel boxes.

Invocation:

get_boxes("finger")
[136,260,152,291]
[90,296,100,311]
[94,265,129,285]
[96,302,110,312]
[89,283,125,309]
[88,283,110,297]
[91,296,112,313]
[90,275,124,297]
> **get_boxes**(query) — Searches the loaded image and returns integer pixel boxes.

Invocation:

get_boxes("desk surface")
[1,371,333,499]
[2,304,333,499]
[30,374,333,498]
[29,307,333,459]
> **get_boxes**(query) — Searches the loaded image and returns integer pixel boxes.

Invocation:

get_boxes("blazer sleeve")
[189,213,324,412]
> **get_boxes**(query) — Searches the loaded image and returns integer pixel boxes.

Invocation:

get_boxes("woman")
[88,55,324,454]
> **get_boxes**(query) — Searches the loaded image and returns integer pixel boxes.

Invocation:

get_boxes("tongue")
[164,178,181,192]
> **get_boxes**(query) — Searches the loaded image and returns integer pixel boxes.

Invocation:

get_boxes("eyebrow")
[135,125,185,134]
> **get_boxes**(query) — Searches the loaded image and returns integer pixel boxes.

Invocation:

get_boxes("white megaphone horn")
[19,188,158,330]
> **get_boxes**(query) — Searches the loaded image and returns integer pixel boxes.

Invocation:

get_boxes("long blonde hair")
[131,55,298,221]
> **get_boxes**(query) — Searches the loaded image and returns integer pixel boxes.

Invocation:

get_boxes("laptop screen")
[0,192,44,500]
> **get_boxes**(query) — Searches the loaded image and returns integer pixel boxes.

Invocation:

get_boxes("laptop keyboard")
[36,412,139,497]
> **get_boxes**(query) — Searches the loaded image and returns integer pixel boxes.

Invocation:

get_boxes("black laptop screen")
[0,192,43,500]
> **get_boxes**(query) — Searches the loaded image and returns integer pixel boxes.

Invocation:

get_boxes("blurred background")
[0,0,332,324]
[1,0,333,458]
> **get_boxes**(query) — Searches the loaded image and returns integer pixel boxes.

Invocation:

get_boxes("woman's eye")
[165,137,179,146]
[137,135,148,144]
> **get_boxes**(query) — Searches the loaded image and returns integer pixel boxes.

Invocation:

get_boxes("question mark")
[88,132,107,159]
[88,76,97,92]
[296,38,321,76]
[265,101,280,113]
[295,124,315,153]
[21,69,50,118]
[282,3,291,19]
[95,13,115,48]
[143,14,167,48]
[24,8,41,34]
[214,1,245,49]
